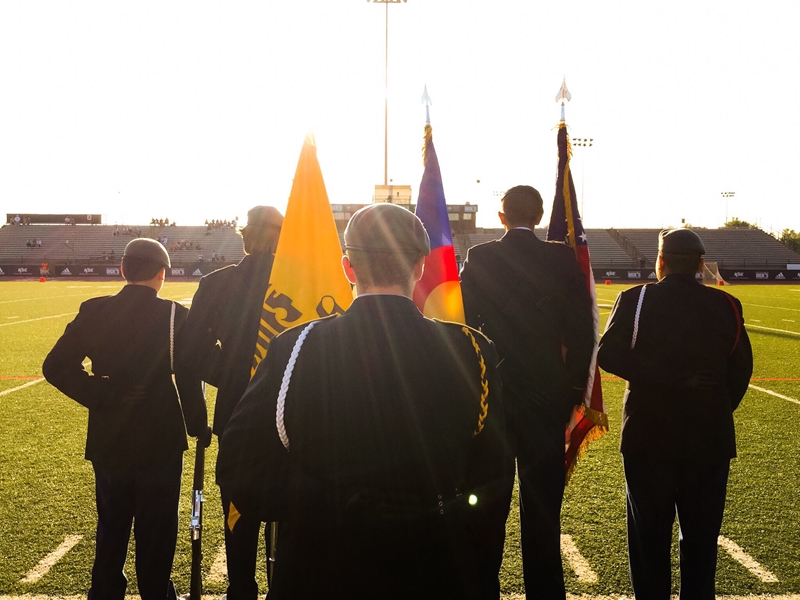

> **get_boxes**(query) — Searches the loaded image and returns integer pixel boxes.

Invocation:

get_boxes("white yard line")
[718,535,779,583]
[208,545,227,583]
[744,303,800,312]
[749,384,800,406]
[0,294,88,305]
[560,534,598,583]
[0,378,45,397]
[747,324,800,336]
[0,313,74,327]
[19,535,84,584]
[0,593,800,600]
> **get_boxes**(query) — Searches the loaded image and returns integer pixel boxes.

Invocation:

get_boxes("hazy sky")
[2,1,798,232]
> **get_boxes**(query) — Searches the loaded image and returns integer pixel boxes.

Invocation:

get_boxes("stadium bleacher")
[2,221,798,277]
[0,224,245,266]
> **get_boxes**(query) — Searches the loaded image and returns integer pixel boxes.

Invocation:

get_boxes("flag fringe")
[422,124,432,167]
[565,420,609,484]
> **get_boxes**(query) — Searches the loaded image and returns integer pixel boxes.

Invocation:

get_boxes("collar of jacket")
[347,294,422,316]
[120,283,159,298]
[659,272,700,285]
[238,252,274,269]
[501,227,539,241]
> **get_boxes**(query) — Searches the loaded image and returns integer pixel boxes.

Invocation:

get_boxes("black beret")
[123,238,171,268]
[246,205,284,228]
[659,228,706,255]
[344,203,430,257]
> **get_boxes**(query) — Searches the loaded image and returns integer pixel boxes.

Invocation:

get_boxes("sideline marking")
[0,313,74,327]
[747,324,800,336]
[0,378,45,397]
[208,546,227,583]
[749,384,800,406]
[718,536,779,583]
[560,534,598,583]
[20,535,84,584]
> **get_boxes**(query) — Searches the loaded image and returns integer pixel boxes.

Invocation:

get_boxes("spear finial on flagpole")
[421,85,433,125]
[556,77,571,123]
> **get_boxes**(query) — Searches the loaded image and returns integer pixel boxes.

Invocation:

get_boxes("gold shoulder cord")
[461,327,489,436]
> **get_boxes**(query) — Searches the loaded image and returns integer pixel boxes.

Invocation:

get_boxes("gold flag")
[250,133,354,377]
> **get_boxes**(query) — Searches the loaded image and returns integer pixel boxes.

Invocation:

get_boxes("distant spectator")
[26,240,32,248]
[14,215,21,225]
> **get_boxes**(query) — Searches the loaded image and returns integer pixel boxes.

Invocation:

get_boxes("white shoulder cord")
[631,285,647,350]
[169,302,176,372]
[276,321,318,450]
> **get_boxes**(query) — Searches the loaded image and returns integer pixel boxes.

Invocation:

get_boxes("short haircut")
[501,185,544,226]
[240,223,281,255]
[346,248,422,289]
[121,255,163,282]
[661,252,703,274]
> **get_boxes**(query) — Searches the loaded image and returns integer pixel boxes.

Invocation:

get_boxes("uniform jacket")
[217,294,511,600]
[179,253,275,435]
[597,273,753,461]
[42,284,207,470]
[460,228,595,418]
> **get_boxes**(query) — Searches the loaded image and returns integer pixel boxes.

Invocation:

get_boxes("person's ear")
[697,257,706,274]
[341,255,357,285]
[412,256,425,283]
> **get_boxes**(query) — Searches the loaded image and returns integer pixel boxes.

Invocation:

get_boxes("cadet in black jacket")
[460,186,595,599]
[178,206,283,600]
[43,238,210,600]
[598,229,753,599]
[217,204,511,600]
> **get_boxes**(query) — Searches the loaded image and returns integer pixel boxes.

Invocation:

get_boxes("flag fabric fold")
[250,133,353,377]
[413,124,465,323]
[546,123,609,480]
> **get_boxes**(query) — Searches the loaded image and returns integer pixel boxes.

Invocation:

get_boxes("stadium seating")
[0,224,245,266]
[2,223,798,272]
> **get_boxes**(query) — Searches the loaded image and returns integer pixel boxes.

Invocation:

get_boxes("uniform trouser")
[221,488,269,600]
[623,456,730,600]
[89,455,183,600]
[507,392,568,600]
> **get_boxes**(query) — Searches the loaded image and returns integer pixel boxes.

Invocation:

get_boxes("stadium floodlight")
[721,191,736,224]
[369,0,408,186]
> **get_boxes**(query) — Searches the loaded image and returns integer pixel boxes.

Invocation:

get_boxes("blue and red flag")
[413,122,465,322]
[547,122,608,480]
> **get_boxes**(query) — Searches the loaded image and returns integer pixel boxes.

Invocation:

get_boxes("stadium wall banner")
[54,265,104,277]
[0,265,40,277]
[592,268,800,282]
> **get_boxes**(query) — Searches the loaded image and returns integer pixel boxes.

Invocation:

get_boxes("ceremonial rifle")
[188,433,206,600]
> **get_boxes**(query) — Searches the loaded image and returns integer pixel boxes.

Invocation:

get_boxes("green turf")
[1,280,798,595]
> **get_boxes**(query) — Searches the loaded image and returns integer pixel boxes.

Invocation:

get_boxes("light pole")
[369,0,407,186]
[572,137,593,217]
[721,191,735,225]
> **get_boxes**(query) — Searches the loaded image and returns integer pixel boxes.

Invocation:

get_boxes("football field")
[1,280,799,597]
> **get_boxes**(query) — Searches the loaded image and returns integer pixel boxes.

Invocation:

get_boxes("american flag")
[546,123,609,480]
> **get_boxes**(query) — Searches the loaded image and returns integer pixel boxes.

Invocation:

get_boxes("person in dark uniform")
[216,203,511,600]
[42,238,210,600]
[178,206,283,600]
[597,228,753,599]
[459,185,595,598]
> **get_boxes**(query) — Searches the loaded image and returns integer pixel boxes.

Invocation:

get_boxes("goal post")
[702,261,727,285]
